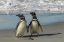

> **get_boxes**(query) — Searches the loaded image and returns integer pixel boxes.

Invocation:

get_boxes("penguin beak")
[16,14,24,18]
[16,14,18,16]
[30,12,32,14]
[16,14,20,16]
[30,12,33,15]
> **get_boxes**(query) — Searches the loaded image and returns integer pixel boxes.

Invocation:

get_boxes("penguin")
[28,12,43,37]
[14,14,28,38]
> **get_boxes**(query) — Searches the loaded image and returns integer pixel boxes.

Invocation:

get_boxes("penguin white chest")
[31,21,38,32]
[16,21,26,36]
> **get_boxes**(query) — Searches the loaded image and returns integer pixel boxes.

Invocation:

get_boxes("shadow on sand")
[23,33,61,37]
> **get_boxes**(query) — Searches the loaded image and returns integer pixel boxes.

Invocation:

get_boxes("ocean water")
[0,0,64,11]
[0,13,64,30]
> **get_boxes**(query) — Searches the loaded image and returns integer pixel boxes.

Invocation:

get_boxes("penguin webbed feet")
[16,35,23,38]
[30,33,39,37]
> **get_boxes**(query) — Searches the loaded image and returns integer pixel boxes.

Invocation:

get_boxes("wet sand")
[0,22,64,42]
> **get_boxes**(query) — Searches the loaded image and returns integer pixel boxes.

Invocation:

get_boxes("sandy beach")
[0,22,64,42]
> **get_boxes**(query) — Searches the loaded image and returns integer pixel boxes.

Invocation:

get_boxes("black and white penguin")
[14,14,28,38]
[28,12,43,37]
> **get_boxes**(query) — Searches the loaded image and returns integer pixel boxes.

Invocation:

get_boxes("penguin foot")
[16,36,20,38]
[19,35,23,38]
[16,35,24,38]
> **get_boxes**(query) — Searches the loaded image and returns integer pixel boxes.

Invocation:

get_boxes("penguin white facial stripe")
[20,17,25,18]
[20,20,23,21]
[32,19,37,20]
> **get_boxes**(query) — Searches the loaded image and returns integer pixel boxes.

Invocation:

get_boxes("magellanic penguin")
[14,14,28,38]
[28,12,43,37]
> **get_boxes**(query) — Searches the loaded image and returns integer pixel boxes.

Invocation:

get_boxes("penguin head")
[16,14,24,17]
[30,12,37,21]
[16,14,25,20]
[33,15,37,19]
[30,12,36,16]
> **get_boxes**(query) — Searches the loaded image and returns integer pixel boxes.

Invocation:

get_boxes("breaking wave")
[0,0,64,14]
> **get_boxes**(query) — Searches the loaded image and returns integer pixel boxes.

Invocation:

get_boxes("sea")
[0,0,64,30]
[0,12,64,30]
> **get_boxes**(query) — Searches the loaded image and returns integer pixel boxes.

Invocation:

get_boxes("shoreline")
[0,22,64,42]
[0,22,64,30]
[0,11,64,15]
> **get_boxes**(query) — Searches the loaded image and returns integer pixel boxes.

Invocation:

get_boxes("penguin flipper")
[29,21,32,27]
[37,20,43,32]
[14,21,21,32]
[27,21,32,33]
[26,25,29,33]
[28,21,32,28]
[40,26,43,32]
